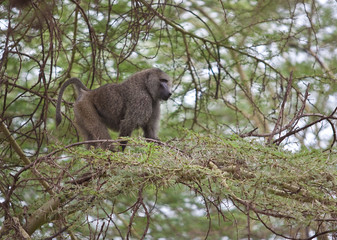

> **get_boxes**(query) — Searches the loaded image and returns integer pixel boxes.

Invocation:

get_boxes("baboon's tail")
[55,78,88,127]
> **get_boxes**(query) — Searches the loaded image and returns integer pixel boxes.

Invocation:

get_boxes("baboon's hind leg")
[74,101,114,150]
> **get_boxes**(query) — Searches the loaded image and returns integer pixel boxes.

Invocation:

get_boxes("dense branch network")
[1,0,337,239]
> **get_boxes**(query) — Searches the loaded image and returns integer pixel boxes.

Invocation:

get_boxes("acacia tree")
[1,0,337,239]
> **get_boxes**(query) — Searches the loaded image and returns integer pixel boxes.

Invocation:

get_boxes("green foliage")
[9,134,332,239]
[1,0,337,238]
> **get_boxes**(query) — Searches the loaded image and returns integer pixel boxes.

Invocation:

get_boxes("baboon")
[56,68,172,151]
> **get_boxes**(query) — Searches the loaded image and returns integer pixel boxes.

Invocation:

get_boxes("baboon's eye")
[160,78,168,83]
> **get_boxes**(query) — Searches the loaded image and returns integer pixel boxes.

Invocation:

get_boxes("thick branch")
[0,120,52,194]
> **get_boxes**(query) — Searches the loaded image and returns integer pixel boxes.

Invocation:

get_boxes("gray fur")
[55,68,172,151]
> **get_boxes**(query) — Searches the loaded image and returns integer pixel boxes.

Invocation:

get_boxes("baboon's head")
[145,68,172,101]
